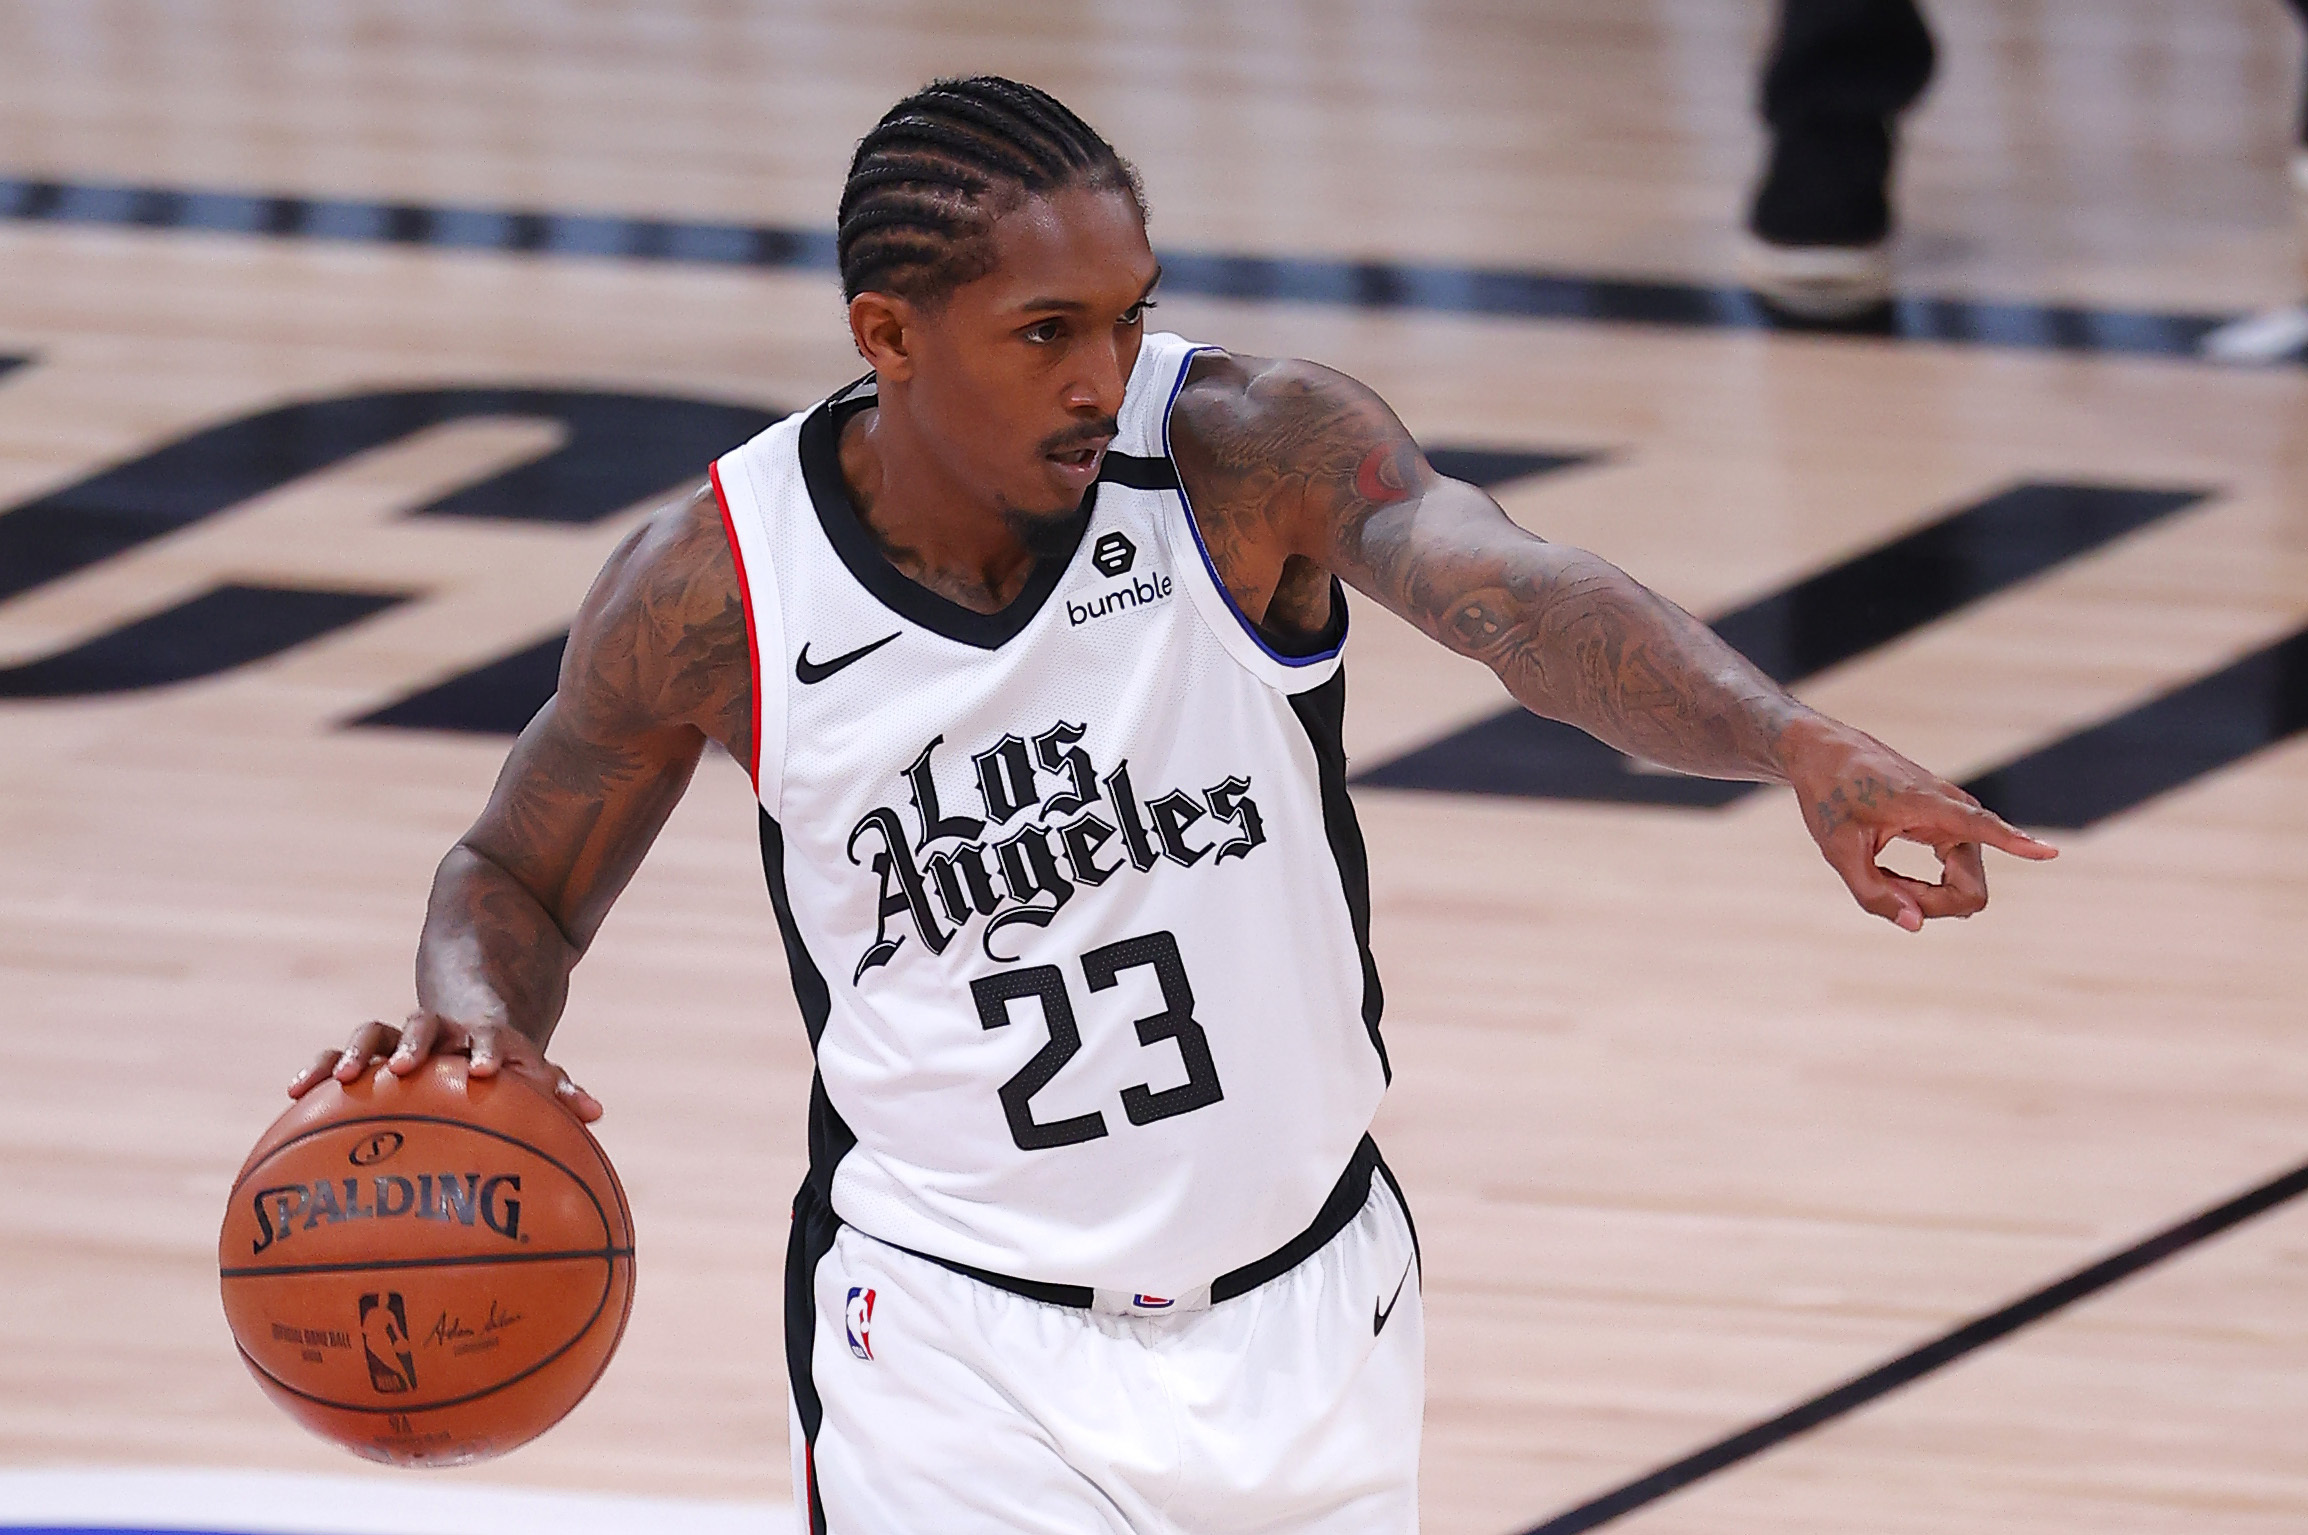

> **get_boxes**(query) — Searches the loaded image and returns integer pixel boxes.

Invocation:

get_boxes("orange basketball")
[218,1053,635,1466]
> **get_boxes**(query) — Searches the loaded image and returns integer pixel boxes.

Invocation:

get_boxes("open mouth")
[1048,442,1108,469]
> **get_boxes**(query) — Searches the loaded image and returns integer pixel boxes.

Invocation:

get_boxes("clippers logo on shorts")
[359,1292,417,1393]
[845,726,1268,978]
[844,1286,876,1360]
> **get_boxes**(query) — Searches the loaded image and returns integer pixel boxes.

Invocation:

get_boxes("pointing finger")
[1941,800,2058,861]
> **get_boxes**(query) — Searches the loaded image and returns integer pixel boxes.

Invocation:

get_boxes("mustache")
[1037,417,1121,456]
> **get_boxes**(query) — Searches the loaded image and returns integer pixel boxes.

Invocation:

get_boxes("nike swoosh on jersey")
[1373,1259,1415,1335]
[795,632,900,684]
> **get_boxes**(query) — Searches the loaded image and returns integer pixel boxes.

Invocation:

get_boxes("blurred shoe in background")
[1745,0,1935,319]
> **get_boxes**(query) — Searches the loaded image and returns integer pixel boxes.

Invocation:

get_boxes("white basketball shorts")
[787,1167,1423,1533]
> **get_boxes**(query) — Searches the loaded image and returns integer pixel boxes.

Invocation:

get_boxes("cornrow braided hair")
[837,76,1145,305]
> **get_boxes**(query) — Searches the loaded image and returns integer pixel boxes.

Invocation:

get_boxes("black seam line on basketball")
[220,1245,633,1279]
[1513,1151,2308,1535]
[231,1111,620,1252]
[794,631,899,684]
[232,1245,624,1419]
[0,174,2277,368]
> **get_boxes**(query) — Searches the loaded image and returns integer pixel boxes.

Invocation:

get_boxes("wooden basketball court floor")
[2,2,2306,1532]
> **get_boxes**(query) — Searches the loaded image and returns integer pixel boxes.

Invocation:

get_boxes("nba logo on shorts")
[844,1286,876,1360]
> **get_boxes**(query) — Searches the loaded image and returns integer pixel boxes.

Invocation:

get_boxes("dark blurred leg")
[2289,0,2308,146]
[1750,0,1936,246]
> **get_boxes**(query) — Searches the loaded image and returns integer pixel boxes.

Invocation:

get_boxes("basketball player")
[291,77,2055,1532]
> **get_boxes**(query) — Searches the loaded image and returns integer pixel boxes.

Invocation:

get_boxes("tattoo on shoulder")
[564,485,753,758]
[1173,356,1430,630]
[1181,359,1426,525]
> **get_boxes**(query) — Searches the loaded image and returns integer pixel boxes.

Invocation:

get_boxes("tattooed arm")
[1170,354,2055,929]
[290,485,751,1114]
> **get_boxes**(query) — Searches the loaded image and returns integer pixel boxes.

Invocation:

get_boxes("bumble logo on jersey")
[845,724,1267,980]
[1068,532,1175,628]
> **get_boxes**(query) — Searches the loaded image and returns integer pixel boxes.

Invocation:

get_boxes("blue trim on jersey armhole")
[1161,348,1349,669]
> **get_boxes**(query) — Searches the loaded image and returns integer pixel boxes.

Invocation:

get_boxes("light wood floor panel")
[0,1,2300,305]
[3,4,2306,1533]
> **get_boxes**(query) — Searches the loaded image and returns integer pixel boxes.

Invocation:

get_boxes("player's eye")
[1120,299,1156,325]
[1024,318,1065,345]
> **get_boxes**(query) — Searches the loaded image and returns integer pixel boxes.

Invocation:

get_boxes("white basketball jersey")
[711,333,1388,1295]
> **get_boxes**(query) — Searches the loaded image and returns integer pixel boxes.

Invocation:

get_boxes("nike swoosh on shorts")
[1374,1259,1414,1335]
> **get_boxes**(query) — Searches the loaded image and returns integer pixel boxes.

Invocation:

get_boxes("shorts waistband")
[896,1135,1382,1312]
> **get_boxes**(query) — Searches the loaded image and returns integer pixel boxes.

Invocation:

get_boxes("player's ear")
[848,292,917,380]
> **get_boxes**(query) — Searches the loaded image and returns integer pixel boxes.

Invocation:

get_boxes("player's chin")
[1003,496,1090,559]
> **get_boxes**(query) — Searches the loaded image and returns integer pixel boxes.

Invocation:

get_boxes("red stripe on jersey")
[708,459,763,791]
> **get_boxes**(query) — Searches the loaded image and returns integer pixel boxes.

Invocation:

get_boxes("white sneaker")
[1741,235,1892,320]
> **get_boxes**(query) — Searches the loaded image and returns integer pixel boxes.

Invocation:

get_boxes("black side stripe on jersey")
[761,808,850,1535]
[1287,668,1391,1082]
[785,1180,843,1535]
[759,809,833,1044]
[758,809,860,1204]
[1096,450,1179,491]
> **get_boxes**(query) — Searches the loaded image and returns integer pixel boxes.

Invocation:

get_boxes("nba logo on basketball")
[357,1292,417,1394]
[844,1286,876,1360]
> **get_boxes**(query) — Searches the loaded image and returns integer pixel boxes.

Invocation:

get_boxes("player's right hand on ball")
[287,1015,603,1122]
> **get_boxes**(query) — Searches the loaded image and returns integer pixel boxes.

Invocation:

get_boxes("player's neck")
[838,402,1043,614]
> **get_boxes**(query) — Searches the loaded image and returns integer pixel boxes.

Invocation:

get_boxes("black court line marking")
[0,584,408,697]
[1965,623,2308,829]
[0,175,2276,366]
[354,631,569,734]
[1517,1153,2308,1535]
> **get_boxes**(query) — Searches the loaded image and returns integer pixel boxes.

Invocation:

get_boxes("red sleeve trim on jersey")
[708,460,764,792]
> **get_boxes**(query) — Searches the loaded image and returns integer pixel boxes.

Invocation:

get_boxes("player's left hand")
[1779,714,2058,931]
